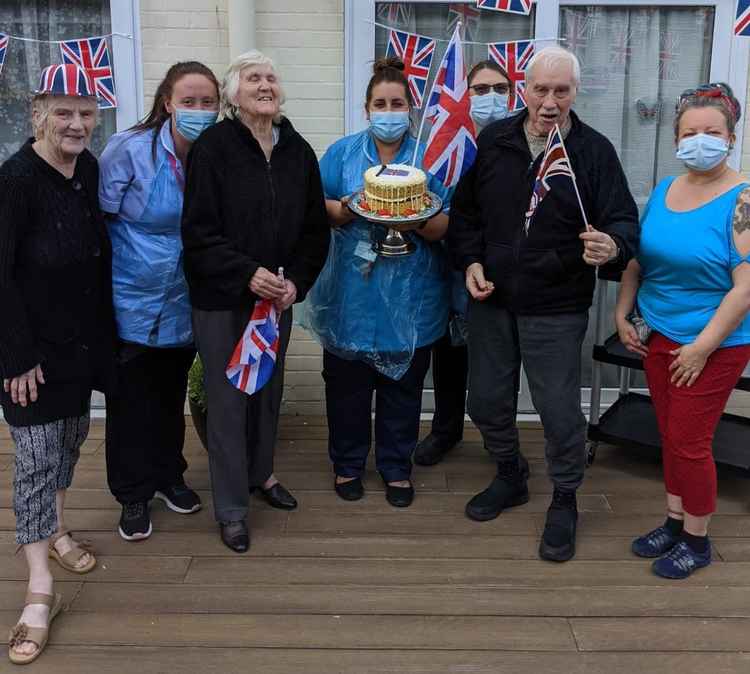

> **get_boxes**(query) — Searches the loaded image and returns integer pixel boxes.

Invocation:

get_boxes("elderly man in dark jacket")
[448,45,639,562]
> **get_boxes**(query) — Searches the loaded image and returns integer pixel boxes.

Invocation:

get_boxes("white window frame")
[111,0,145,131]
[346,0,748,166]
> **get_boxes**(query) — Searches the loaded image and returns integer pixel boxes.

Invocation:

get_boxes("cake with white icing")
[363,163,428,216]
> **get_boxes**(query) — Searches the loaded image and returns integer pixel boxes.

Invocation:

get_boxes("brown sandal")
[8,591,63,665]
[48,529,96,574]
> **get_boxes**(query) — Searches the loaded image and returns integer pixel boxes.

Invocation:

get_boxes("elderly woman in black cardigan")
[182,50,329,553]
[1,64,114,665]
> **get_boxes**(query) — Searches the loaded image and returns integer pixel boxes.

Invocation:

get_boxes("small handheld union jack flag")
[524,124,588,235]
[386,30,436,109]
[487,40,534,112]
[60,36,117,109]
[736,0,750,37]
[477,0,532,16]
[226,295,281,396]
[0,33,8,77]
[422,25,476,188]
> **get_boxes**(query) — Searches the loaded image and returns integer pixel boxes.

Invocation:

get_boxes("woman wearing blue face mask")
[306,57,451,508]
[615,83,750,579]
[99,62,219,541]
[415,59,512,467]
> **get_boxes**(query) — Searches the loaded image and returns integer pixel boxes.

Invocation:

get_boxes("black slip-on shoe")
[260,482,298,510]
[334,477,364,501]
[385,482,414,508]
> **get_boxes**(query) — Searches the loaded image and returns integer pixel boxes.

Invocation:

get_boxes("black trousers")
[323,346,432,483]
[429,328,468,442]
[105,344,195,504]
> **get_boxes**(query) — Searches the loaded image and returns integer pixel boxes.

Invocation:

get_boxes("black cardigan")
[0,140,115,426]
[181,116,330,311]
[448,110,640,315]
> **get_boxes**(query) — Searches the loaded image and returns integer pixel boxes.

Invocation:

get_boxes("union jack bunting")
[377,2,412,27]
[609,29,632,68]
[386,30,436,109]
[447,3,481,41]
[226,299,280,395]
[524,125,576,235]
[487,40,534,112]
[0,33,8,76]
[423,25,476,188]
[736,0,750,37]
[561,9,598,53]
[476,0,532,16]
[658,31,680,82]
[60,36,117,109]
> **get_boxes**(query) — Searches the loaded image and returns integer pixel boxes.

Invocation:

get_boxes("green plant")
[188,354,207,412]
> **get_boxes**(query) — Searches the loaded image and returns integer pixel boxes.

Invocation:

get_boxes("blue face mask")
[675,133,730,172]
[174,108,218,142]
[369,111,410,143]
[470,92,510,128]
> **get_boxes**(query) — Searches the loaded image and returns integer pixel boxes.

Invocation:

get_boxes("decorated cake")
[362,163,429,217]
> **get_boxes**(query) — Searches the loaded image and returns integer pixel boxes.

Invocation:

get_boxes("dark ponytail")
[365,56,412,108]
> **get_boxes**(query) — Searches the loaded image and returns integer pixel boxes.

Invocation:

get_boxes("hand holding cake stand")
[347,164,442,257]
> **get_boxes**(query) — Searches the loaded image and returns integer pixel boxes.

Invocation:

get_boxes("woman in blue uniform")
[99,62,219,541]
[307,57,451,508]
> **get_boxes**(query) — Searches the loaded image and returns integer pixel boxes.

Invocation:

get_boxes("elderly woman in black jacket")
[182,50,329,553]
[1,64,114,665]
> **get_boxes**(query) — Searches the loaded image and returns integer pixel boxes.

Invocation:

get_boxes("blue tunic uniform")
[99,121,192,347]
[306,130,451,379]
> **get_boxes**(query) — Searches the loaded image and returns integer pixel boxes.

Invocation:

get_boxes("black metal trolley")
[586,272,750,470]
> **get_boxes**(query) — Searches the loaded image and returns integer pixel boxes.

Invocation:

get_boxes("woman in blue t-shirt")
[306,57,451,508]
[99,62,219,541]
[615,83,750,579]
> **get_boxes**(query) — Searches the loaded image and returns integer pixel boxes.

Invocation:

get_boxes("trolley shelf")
[592,332,750,391]
[589,392,750,470]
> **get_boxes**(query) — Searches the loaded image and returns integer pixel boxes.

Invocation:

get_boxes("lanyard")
[166,152,185,193]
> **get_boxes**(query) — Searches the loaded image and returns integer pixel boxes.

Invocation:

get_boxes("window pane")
[560,6,714,388]
[0,0,116,161]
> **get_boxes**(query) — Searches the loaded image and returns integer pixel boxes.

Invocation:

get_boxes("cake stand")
[347,191,443,257]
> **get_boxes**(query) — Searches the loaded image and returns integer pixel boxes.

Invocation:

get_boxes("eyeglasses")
[676,82,740,121]
[469,83,510,96]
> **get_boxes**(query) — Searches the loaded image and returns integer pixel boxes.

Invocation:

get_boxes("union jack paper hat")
[35,63,98,98]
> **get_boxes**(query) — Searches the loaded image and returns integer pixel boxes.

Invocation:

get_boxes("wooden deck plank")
[27,648,750,674]
[17,613,577,650]
[70,582,750,618]
[571,617,750,652]
[183,557,750,587]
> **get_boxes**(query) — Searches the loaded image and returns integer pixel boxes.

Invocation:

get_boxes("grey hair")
[30,94,98,139]
[526,45,581,91]
[220,49,285,122]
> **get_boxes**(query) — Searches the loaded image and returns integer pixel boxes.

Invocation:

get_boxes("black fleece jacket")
[181,116,330,311]
[448,110,640,314]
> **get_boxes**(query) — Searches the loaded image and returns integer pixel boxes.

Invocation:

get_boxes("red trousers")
[643,333,750,516]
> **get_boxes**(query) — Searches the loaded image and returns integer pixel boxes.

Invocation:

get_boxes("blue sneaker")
[652,540,712,579]
[631,525,680,558]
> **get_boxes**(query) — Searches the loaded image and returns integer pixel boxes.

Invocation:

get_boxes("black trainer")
[155,483,202,514]
[539,489,578,562]
[465,455,530,521]
[118,501,152,541]
[413,433,461,466]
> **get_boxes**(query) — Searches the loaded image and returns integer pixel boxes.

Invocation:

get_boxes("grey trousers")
[12,414,90,544]
[467,300,588,492]
[192,306,292,523]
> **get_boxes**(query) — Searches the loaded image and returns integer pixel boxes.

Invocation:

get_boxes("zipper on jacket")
[266,160,279,269]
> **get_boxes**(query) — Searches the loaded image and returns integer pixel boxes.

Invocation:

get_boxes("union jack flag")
[609,29,632,68]
[476,0,532,16]
[226,299,280,395]
[60,37,117,109]
[0,33,8,77]
[562,9,598,54]
[736,0,750,37]
[423,25,476,188]
[487,40,534,112]
[524,125,576,235]
[377,2,412,27]
[447,3,481,41]
[386,30,436,109]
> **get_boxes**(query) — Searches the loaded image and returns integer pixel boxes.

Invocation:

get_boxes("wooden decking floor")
[2,417,750,673]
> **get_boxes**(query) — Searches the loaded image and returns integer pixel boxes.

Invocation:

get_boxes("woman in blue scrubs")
[99,62,219,541]
[307,57,451,508]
